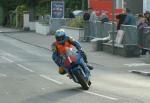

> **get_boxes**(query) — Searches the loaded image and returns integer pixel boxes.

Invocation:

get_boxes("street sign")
[51,1,64,19]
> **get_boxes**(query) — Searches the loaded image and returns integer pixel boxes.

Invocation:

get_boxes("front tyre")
[75,70,90,90]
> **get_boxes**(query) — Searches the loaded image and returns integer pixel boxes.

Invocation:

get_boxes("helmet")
[55,29,66,44]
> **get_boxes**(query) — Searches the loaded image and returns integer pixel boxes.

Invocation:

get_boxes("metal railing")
[121,25,138,44]
[48,18,150,50]
[84,21,115,40]
[84,21,150,50]
[143,27,150,50]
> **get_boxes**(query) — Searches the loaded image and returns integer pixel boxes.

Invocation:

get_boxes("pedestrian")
[144,11,150,26]
[116,11,127,30]
[98,12,109,23]
[88,7,97,23]
[88,8,97,38]
[137,14,148,55]
[83,10,90,21]
[69,9,75,19]
[123,8,136,25]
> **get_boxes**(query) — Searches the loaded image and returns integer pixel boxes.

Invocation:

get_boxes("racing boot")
[87,64,94,70]
[58,67,66,75]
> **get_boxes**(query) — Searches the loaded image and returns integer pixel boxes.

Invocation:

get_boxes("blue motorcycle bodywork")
[63,52,90,83]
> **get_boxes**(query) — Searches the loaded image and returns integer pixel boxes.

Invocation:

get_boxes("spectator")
[99,12,109,23]
[88,8,97,23]
[137,14,148,55]
[124,8,136,25]
[69,9,75,18]
[83,10,90,21]
[144,11,150,26]
[116,11,127,30]
[84,7,97,40]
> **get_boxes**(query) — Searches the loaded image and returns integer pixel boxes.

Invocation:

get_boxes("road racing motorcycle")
[60,47,91,90]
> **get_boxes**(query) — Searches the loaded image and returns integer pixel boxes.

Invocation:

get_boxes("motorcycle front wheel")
[74,70,90,90]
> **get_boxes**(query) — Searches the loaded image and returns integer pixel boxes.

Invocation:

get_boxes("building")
[88,0,150,15]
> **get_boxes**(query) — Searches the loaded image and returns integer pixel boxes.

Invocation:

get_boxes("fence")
[143,27,150,50]
[47,18,150,50]
[121,25,138,44]
[84,21,115,40]
[84,21,150,50]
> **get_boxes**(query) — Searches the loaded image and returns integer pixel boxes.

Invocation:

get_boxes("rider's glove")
[78,49,84,54]
[78,49,88,63]
[71,61,75,66]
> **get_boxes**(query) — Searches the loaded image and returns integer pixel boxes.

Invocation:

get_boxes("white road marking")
[0,50,23,61]
[40,74,63,85]
[16,64,34,73]
[124,63,150,67]
[0,56,14,63]
[0,55,34,73]
[79,90,118,101]
[0,73,7,77]
[41,88,46,90]
[5,52,23,61]
[39,74,118,101]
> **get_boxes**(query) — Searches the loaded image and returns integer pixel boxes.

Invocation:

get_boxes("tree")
[64,0,88,10]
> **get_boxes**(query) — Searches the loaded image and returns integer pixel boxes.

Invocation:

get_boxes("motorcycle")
[60,47,91,90]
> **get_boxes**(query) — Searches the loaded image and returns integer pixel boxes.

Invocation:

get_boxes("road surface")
[0,33,150,103]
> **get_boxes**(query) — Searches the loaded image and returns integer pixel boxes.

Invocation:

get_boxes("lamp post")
[112,0,115,54]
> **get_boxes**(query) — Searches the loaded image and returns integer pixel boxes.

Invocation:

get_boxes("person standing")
[83,10,90,21]
[98,12,109,23]
[69,9,75,19]
[88,8,97,38]
[124,8,136,25]
[137,14,148,55]
[144,11,150,26]
[88,8,97,23]
[116,11,126,30]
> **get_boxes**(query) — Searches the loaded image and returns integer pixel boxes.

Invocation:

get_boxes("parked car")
[73,10,83,17]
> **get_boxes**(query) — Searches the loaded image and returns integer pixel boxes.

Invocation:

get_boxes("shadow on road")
[21,87,83,103]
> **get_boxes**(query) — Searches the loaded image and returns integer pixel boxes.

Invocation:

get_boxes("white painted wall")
[24,12,50,35]
[23,13,30,28]
[35,22,49,35]
[29,22,35,31]
[23,13,35,31]
[61,26,84,40]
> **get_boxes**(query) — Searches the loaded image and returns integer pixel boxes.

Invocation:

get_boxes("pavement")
[0,26,150,77]
[0,26,22,33]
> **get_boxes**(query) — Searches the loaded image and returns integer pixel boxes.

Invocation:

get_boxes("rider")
[51,29,93,74]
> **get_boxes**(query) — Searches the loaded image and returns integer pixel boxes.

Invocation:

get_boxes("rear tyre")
[75,70,89,90]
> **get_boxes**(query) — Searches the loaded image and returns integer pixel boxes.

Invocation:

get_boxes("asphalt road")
[0,34,150,103]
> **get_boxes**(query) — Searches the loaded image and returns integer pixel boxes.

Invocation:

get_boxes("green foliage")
[65,0,81,10]
[16,5,28,15]
[0,6,4,25]
[35,5,49,16]
[12,15,16,27]
[67,17,85,28]
[64,0,88,10]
